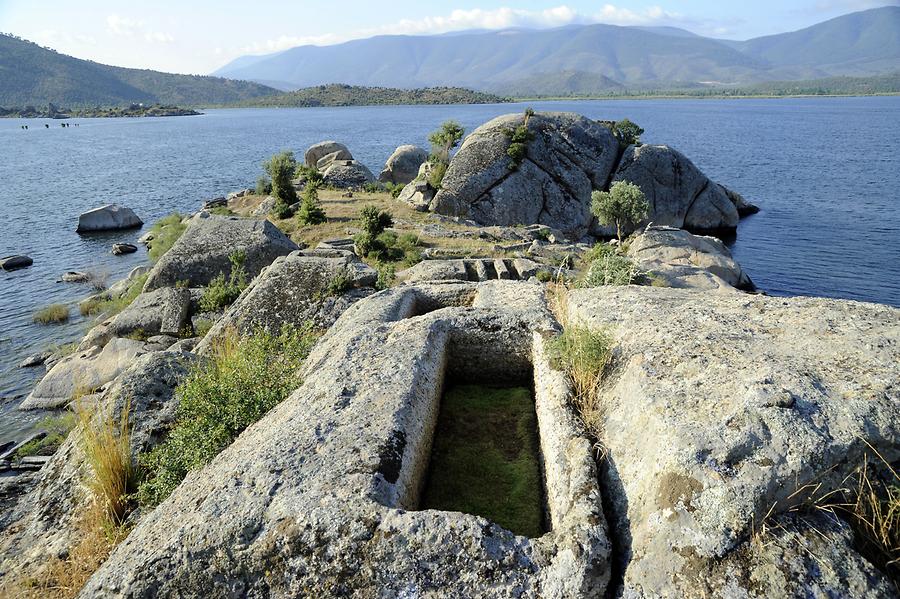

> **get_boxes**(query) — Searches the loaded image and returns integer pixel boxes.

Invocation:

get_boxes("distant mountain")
[0,34,279,107]
[234,84,506,107]
[213,7,900,93]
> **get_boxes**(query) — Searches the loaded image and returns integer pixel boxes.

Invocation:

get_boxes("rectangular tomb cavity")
[420,383,548,538]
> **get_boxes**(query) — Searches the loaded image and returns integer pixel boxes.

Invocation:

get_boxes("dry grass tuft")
[33,304,70,324]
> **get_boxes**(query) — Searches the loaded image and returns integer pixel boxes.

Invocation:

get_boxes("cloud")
[106,14,174,44]
[240,4,703,56]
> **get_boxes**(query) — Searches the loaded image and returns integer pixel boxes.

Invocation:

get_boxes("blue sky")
[1,0,897,74]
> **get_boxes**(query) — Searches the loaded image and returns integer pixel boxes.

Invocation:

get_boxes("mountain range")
[214,6,900,95]
[0,34,277,107]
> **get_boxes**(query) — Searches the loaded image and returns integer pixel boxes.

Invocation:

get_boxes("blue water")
[1,97,898,441]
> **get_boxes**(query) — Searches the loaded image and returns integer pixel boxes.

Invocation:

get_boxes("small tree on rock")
[591,181,650,245]
[263,150,299,206]
[427,121,465,189]
[612,119,644,148]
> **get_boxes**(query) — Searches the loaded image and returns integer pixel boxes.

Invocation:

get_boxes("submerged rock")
[379,144,428,185]
[143,214,297,291]
[0,255,33,271]
[76,204,143,233]
[111,243,137,255]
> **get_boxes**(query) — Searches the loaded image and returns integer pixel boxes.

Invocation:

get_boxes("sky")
[1,0,898,75]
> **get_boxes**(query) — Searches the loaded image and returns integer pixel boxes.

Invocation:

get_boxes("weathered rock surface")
[316,149,353,171]
[60,271,89,283]
[304,141,351,168]
[321,160,375,189]
[111,243,137,255]
[81,281,610,598]
[398,258,550,284]
[611,144,739,234]
[719,184,760,217]
[431,112,620,238]
[76,204,143,233]
[143,214,297,291]
[627,226,754,291]
[565,286,899,596]
[18,352,50,368]
[0,351,194,579]
[18,338,148,410]
[379,144,428,185]
[80,288,192,350]
[0,255,33,271]
[397,161,436,211]
[195,249,377,352]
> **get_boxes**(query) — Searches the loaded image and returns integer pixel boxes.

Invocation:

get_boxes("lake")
[1,96,899,442]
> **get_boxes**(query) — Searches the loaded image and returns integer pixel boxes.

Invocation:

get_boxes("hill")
[233,84,506,107]
[213,7,900,92]
[0,33,279,107]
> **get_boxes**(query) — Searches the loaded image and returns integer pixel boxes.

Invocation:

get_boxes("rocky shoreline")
[0,110,896,597]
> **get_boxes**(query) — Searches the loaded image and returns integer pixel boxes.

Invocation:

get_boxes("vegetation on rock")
[147,213,187,262]
[591,181,650,245]
[13,413,76,459]
[421,385,545,538]
[503,108,535,169]
[136,325,317,507]
[578,243,641,287]
[199,251,248,312]
[80,274,148,318]
[427,121,465,189]
[604,118,644,148]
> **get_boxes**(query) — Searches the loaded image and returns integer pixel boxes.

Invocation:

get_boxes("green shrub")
[591,181,650,245]
[503,110,535,169]
[427,160,449,190]
[136,325,318,507]
[208,206,235,217]
[384,182,405,198]
[193,318,214,338]
[612,118,644,147]
[362,182,384,194]
[325,272,353,296]
[263,150,298,204]
[271,200,296,220]
[297,184,326,225]
[148,213,187,262]
[295,164,323,188]
[535,270,553,283]
[360,205,393,237]
[14,413,76,459]
[255,175,272,195]
[427,120,464,189]
[199,251,248,312]
[375,262,396,290]
[33,304,70,324]
[578,245,639,287]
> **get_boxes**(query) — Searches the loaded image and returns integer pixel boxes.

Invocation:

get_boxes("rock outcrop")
[611,144,739,234]
[315,149,353,171]
[195,249,377,352]
[626,226,754,291]
[76,204,143,233]
[79,287,192,350]
[0,351,194,578]
[398,257,550,284]
[143,214,297,291]
[565,286,900,596]
[304,141,351,168]
[80,281,611,598]
[397,161,437,211]
[379,145,428,185]
[431,112,620,239]
[321,160,375,189]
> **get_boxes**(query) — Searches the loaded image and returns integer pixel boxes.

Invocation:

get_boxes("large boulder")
[611,144,739,234]
[18,338,148,410]
[305,141,351,168]
[397,161,437,211]
[379,145,428,185]
[565,286,900,596]
[143,214,298,291]
[80,287,192,350]
[626,226,754,291]
[76,204,143,233]
[0,350,195,579]
[316,149,353,171]
[321,160,375,189]
[430,112,621,238]
[194,249,377,353]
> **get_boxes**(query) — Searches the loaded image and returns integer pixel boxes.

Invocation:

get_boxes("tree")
[426,121,465,189]
[613,119,644,147]
[262,150,298,205]
[296,183,326,225]
[591,181,650,245]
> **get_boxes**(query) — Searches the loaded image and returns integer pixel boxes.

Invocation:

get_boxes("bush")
[325,272,353,296]
[613,118,644,147]
[427,120,464,189]
[271,200,296,220]
[375,262,396,290]
[255,175,272,196]
[296,184,326,225]
[193,318,214,338]
[136,325,318,507]
[199,251,248,312]
[503,110,535,169]
[33,304,69,324]
[384,182,405,198]
[360,205,393,237]
[591,181,650,245]
[427,160,448,190]
[362,182,384,194]
[578,253,639,288]
[262,150,298,204]
[208,206,235,217]
[295,164,323,188]
[147,212,187,262]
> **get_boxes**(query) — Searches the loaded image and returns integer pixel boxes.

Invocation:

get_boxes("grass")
[79,273,148,318]
[136,325,318,507]
[193,318,214,338]
[421,385,545,538]
[33,304,70,324]
[147,213,187,262]
[208,206,235,217]
[576,243,640,288]
[13,413,76,459]
[199,251,248,312]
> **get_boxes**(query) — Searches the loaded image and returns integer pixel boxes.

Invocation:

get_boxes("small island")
[0,103,201,119]
[232,84,508,107]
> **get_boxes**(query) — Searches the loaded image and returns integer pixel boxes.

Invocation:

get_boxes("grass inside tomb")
[421,384,546,538]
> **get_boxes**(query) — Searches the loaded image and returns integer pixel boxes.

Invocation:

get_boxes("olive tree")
[591,181,650,245]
